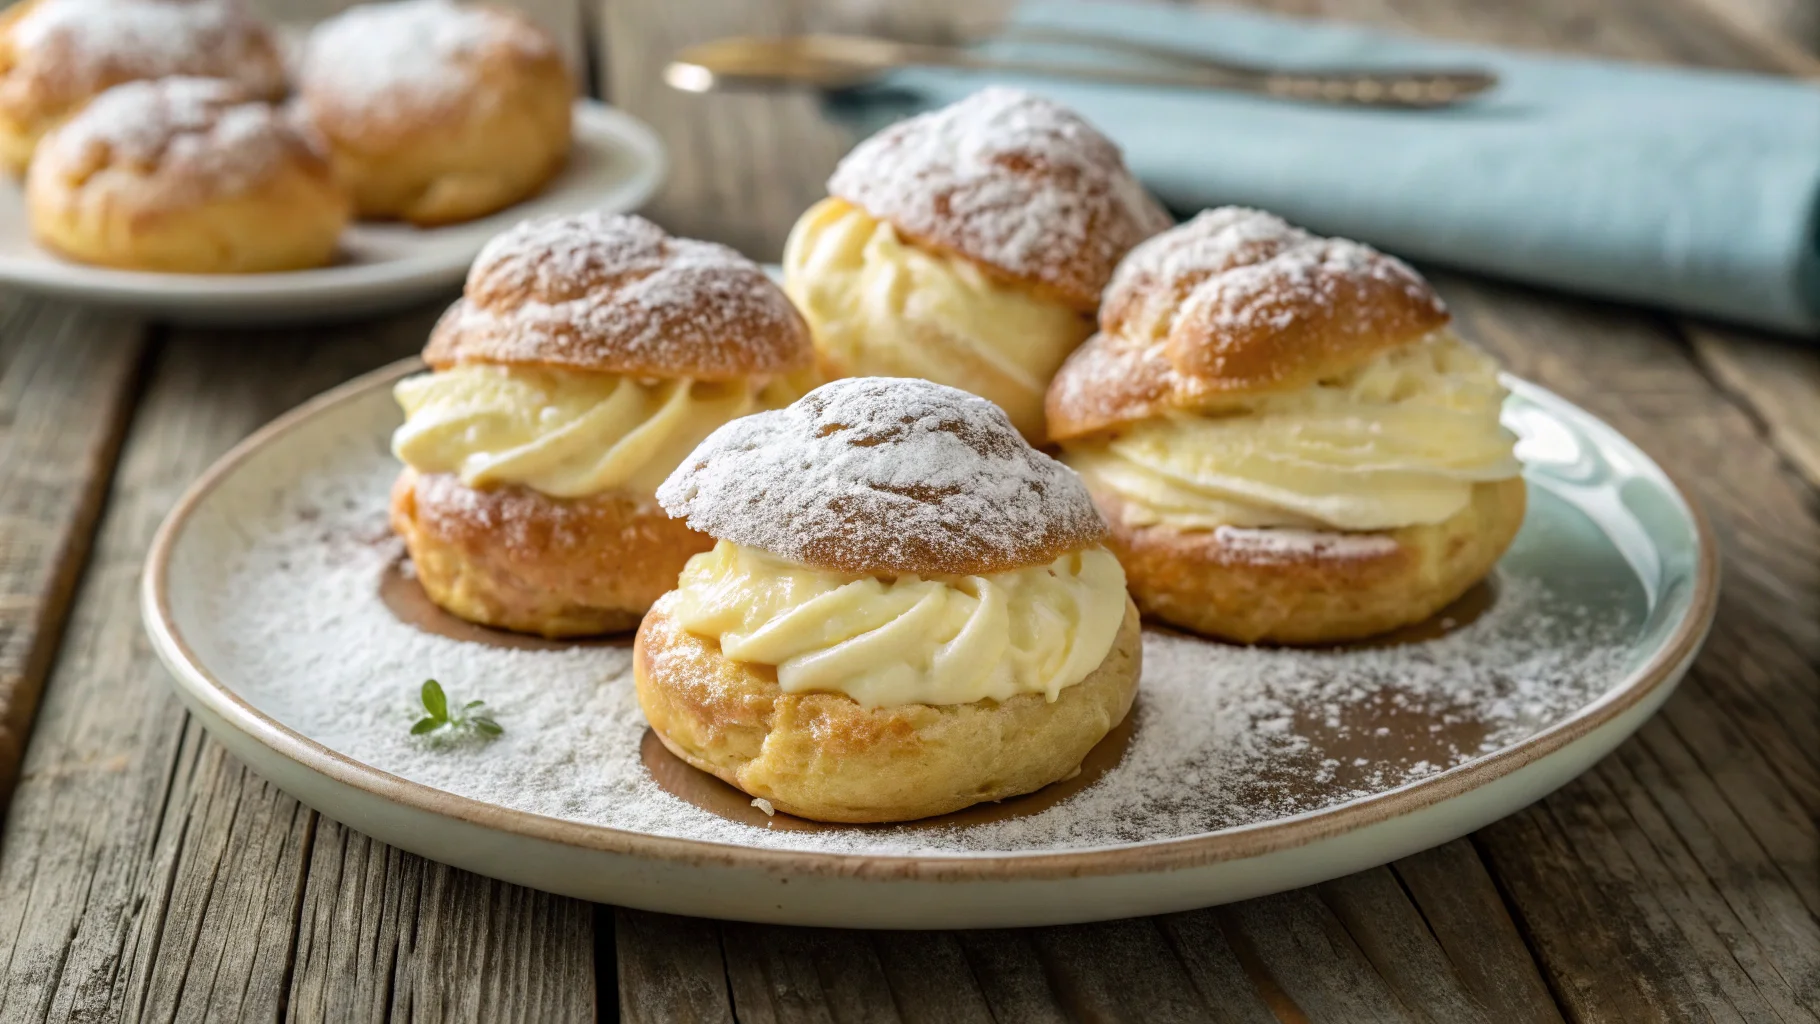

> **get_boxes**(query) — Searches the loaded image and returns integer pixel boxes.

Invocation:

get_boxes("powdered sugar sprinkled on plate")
[181,404,1643,857]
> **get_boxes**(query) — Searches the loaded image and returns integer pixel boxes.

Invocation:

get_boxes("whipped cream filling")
[392,363,764,499]
[1063,331,1522,532]
[668,540,1128,708]
[781,196,1092,440]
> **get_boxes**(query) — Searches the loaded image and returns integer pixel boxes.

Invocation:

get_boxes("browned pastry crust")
[391,469,713,637]
[655,377,1108,577]
[1046,207,1450,442]
[1101,478,1527,645]
[0,0,285,174]
[826,87,1172,313]
[635,594,1141,823]
[27,77,348,274]
[296,1,572,225]
[423,212,812,380]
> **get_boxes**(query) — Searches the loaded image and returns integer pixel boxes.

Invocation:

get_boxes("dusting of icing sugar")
[431,211,809,378]
[827,87,1172,307]
[3,0,284,108]
[655,377,1107,575]
[300,0,557,122]
[1214,525,1400,562]
[1110,207,1443,339]
[191,431,1641,856]
[38,77,316,200]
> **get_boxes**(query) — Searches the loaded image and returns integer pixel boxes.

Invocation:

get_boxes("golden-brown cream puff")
[1046,208,1526,645]
[26,77,348,273]
[297,0,572,226]
[637,376,1141,823]
[389,211,813,637]
[782,87,1172,441]
[0,0,285,174]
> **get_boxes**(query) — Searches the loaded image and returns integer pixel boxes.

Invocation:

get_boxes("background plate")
[142,360,1716,928]
[0,101,663,324]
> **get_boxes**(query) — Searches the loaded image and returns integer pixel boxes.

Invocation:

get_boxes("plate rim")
[141,358,1720,883]
[0,100,664,308]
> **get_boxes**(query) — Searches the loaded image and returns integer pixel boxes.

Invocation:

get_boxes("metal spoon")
[664,34,1497,108]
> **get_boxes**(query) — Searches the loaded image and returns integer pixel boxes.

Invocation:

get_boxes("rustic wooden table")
[2,0,1817,1020]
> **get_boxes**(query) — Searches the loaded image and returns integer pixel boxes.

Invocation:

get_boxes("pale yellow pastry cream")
[668,540,1128,708]
[392,363,762,499]
[1063,331,1522,532]
[781,197,1093,440]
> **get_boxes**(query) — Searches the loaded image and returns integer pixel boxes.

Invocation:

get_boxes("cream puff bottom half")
[635,596,1142,823]
[1105,477,1528,646]
[391,469,712,638]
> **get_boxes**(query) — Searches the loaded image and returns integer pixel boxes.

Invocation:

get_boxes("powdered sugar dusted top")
[657,377,1108,576]
[300,0,560,126]
[424,211,812,380]
[1047,208,1452,440]
[0,0,284,118]
[33,77,326,204]
[827,87,1172,312]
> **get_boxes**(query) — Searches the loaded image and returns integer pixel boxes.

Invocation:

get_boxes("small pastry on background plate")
[1046,207,1525,645]
[26,77,348,273]
[637,376,1141,823]
[782,86,1172,441]
[389,211,812,637]
[0,0,285,174]
[297,0,572,226]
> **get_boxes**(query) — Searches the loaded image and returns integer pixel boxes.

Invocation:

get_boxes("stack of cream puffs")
[383,90,1528,825]
[4,0,575,273]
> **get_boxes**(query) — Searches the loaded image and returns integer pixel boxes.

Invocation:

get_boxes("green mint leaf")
[410,717,441,736]
[462,700,487,711]
[420,679,448,720]
[472,718,503,737]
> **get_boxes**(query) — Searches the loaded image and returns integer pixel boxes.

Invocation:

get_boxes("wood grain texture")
[0,298,143,807]
[0,311,598,1024]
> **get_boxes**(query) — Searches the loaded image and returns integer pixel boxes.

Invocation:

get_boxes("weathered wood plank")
[0,310,598,1024]
[615,911,733,1024]
[1387,841,1564,1023]
[0,297,144,807]
[1691,328,1820,490]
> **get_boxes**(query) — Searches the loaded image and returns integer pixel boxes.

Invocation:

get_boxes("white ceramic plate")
[0,101,663,324]
[142,361,1716,928]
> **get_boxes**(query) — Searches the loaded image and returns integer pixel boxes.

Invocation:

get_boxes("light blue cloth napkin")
[834,2,1820,335]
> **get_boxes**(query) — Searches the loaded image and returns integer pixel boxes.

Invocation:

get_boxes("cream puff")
[1046,208,1526,645]
[782,87,1172,441]
[27,77,348,273]
[637,376,1141,823]
[389,211,813,637]
[297,0,572,226]
[0,0,285,174]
